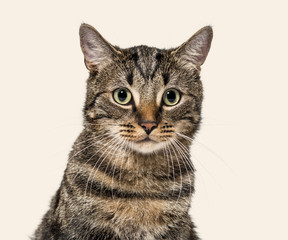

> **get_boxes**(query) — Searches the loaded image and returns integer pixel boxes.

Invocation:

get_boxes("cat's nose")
[140,121,158,135]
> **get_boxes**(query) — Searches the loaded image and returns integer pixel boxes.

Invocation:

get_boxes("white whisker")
[193,139,234,173]
[169,139,183,205]
[71,133,115,183]
[83,136,120,196]
[111,138,128,197]
[170,139,193,196]
[118,137,130,187]
[164,140,176,192]
[173,138,195,171]
[176,133,222,186]
[98,136,125,197]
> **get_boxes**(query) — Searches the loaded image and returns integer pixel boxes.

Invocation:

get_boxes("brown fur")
[34,23,213,240]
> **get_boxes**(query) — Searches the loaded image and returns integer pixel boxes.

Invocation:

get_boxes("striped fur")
[34,23,213,240]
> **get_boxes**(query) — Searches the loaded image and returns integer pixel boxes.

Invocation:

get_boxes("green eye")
[113,88,132,105]
[163,89,181,106]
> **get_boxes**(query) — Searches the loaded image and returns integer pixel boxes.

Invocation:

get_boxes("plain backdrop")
[1,0,288,239]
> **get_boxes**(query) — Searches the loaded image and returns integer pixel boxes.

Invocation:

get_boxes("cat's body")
[34,24,212,240]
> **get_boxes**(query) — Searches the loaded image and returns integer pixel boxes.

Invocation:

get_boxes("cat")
[33,23,213,240]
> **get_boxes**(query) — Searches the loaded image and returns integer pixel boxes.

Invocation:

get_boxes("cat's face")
[80,24,212,154]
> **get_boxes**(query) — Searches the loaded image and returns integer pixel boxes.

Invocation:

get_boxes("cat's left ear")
[79,23,121,72]
[172,26,213,69]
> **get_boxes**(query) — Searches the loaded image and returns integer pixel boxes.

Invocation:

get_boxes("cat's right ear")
[79,24,121,72]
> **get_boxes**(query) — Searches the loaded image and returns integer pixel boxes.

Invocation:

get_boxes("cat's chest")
[94,197,170,226]
[88,197,183,238]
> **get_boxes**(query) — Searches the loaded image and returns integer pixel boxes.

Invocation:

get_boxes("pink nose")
[140,122,158,135]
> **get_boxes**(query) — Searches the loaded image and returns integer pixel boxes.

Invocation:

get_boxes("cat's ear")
[172,26,213,69]
[79,23,121,72]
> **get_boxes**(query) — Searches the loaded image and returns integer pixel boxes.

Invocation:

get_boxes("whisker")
[99,137,125,197]
[71,134,115,182]
[170,139,194,196]
[68,134,111,164]
[111,138,128,198]
[175,132,193,142]
[164,141,176,192]
[87,136,122,197]
[83,136,120,196]
[173,138,195,172]
[161,142,171,180]
[193,139,234,173]
[168,139,183,206]
[74,132,111,146]
[175,135,221,186]
[176,132,233,173]
[118,137,130,188]
[130,141,138,187]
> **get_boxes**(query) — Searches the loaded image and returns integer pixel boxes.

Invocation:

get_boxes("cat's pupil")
[166,91,176,102]
[118,90,127,102]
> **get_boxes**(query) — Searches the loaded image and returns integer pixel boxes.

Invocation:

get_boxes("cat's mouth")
[130,136,165,154]
[138,137,157,143]
[119,123,174,153]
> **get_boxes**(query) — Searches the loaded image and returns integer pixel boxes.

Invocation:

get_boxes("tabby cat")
[34,23,213,240]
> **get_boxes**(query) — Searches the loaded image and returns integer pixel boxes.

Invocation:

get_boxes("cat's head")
[79,24,212,154]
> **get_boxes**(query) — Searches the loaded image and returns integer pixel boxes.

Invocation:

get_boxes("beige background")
[1,0,288,239]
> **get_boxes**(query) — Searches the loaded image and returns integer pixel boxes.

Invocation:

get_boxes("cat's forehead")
[127,46,162,81]
[122,46,170,91]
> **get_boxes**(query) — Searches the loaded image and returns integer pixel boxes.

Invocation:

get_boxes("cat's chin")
[131,139,164,154]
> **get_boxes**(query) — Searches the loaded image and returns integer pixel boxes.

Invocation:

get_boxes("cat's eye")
[163,89,181,106]
[113,88,132,105]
